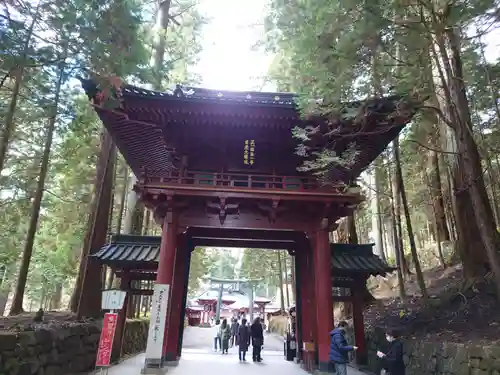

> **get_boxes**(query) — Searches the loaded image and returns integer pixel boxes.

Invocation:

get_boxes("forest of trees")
[191,247,293,311]
[1,0,500,320]
[264,0,500,300]
[0,0,205,315]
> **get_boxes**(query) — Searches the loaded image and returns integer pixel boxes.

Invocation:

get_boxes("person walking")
[377,329,405,375]
[329,321,358,375]
[237,318,251,361]
[212,319,221,352]
[220,318,231,354]
[250,317,264,362]
[230,318,240,348]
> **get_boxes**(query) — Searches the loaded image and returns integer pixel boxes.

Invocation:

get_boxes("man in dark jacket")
[230,318,240,347]
[377,329,405,375]
[237,318,251,361]
[250,317,264,362]
[329,321,358,375]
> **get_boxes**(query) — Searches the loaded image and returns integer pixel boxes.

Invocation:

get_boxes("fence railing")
[142,170,348,193]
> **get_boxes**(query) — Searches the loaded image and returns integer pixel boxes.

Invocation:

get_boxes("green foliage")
[263,0,500,275]
[205,248,239,280]
[0,0,206,311]
[188,247,210,296]
[240,249,291,298]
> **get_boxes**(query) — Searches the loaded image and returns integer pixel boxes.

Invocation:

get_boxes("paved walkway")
[98,327,367,375]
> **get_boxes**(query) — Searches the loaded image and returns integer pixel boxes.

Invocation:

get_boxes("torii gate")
[207,277,261,322]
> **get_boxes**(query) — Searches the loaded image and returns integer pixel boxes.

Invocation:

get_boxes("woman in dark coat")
[250,317,264,362]
[219,319,231,354]
[377,329,405,375]
[237,318,251,361]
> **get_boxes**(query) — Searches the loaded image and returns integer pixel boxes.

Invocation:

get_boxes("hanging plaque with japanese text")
[243,139,255,166]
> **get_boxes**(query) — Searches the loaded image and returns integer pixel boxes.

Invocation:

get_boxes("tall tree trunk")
[69,130,116,314]
[153,0,173,87]
[122,0,173,235]
[388,164,407,300]
[431,26,500,287]
[291,256,296,305]
[348,216,377,305]
[283,253,290,308]
[276,250,285,311]
[424,169,447,269]
[143,209,151,235]
[0,5,40,174]
[393,137,428,300]
[115,165,128,235]
[9,61,65,315]
[0,266,8,316]
[50,284,63,310]
[347,214,358,244]
[428,148,450,242]
[370,164,385,260]
[478,29,500,181]
[392,159,411,277]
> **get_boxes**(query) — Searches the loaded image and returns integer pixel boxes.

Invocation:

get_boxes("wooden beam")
[192,238,295,249]
[141,185,361,203]
[188,227,305,241]
[331,295,353,302]
[116,271,157,281]
[128,289,153,296]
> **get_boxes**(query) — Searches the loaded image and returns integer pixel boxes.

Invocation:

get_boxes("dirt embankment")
[362,264,500,344]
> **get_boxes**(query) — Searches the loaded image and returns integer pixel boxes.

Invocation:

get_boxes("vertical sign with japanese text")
[95,312,118,367]
[243,140,255,166]
[144,284,170,366]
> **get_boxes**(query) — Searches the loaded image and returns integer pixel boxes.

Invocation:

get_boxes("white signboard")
[101,289,127,311]
[144,284,170,365]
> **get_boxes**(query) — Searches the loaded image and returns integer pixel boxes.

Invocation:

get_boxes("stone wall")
[365,328,500,375]
[122,319,149,356]
[0,318,149,375]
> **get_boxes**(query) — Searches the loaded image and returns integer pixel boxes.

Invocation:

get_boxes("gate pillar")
[298,237,317,371]
[353,278,367,365]
[163,235,187,364]
[154,210,178,367]
[314,224,334,373]
[293,251,303,362]
[177,242,193,358]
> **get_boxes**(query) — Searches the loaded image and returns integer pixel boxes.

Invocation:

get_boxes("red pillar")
[156,212,178,365]
[353,278,367,365]
[314,227,334,373]
[299,239,317,371]
[164,236,186,364]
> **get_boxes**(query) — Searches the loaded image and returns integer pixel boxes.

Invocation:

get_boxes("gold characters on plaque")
[244,139,255,165]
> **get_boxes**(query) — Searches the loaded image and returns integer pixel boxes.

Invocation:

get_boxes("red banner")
[95,313,118,367]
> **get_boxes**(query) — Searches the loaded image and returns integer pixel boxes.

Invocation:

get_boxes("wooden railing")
[142,170,348,193]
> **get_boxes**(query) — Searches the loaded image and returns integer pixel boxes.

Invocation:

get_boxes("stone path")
[182,325,286,352]
[95,327,367,375]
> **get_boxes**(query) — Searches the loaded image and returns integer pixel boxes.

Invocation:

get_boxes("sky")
[194,0,275,92]
[193,0,500,92]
